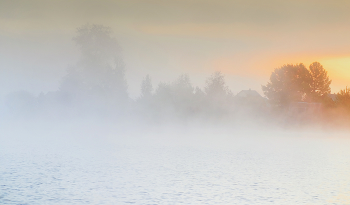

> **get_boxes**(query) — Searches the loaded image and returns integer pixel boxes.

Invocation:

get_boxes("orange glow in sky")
[2,0,350,97]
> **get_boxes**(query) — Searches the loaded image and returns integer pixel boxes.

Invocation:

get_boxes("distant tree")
[204,71,231,99]
[60,24,128,102]
[154,74,194,106]
[152,82,168,104]
[194,86,205,100]
[308,62,332,102]
[193,86,205,112]
[140,75,153,99]
[73,24,121,64]
[204,72,233,116]
[262,63,312,108]
[153,74,196,119]
[336,87,350,110]
[172,74,194,100]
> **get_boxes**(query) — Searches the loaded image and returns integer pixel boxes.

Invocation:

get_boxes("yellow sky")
[1,0,350,96]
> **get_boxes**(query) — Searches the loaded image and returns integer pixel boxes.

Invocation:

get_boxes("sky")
[1,0,350,98]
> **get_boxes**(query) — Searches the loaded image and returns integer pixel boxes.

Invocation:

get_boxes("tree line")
[2,24,350,127]
[262,62,350,112]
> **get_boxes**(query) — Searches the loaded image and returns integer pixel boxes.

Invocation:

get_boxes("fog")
[2,113,350,204]
[2,2,350,203]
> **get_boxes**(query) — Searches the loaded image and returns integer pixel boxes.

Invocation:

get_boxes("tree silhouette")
[204,72,233,116]
[151,74,197,119]
[262,63,312,108]
[308,62,332,102]
[74,24,121,64]
[172,74,194,100]
[336,86,350,110]
[60,24,128,102]
[204,72,230,99]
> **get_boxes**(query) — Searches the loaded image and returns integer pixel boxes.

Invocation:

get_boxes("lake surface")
[1,125,350,204]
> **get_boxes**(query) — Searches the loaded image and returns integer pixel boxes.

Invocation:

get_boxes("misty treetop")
[60,24,128,105]
[74,24,122,64]
[336,87,350,111]
[309,62,332,101]
[262,62,332,108]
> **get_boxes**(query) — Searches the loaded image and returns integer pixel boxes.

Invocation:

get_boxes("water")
[1,125,350,204]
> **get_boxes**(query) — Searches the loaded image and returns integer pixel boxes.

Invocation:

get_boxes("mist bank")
[2,24,350,131]
[1,73,350,131]
[3,118,350,205]
[2,115,350,168]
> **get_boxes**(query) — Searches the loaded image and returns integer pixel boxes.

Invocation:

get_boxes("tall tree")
[308,62,332,102]
[204,71,230,99]
[60,24,128,101]
[74,24,121,64]
[262,63,312,108]
[172,74,194,99]
[204,72,233,115]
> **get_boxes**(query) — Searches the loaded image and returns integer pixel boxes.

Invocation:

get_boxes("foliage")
[336,87,350,110]
[153,74,195,112]
[73,24,121,63]
[10,23,350,125]
[308,62,332,102]
[262,63,312,108]
[204,71,230,98]
[203,72,233,116]
[60,24,128,102]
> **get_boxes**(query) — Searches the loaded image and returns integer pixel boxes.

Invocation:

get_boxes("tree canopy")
[262,63,312,108]
[308,62,332,102]
[73,24,121,64]
[337,87,350,110]
[262,62,333,109]
[204,72,230,99]
[60,24,128,102]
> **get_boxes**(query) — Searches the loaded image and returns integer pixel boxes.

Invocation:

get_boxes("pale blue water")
[1,128,350,204]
